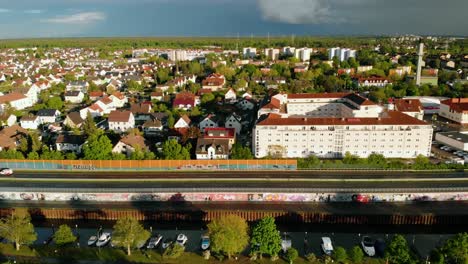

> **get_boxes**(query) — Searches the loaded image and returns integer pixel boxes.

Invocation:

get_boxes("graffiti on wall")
[0,192,467,203]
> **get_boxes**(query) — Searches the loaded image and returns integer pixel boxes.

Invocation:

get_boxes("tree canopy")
[53,225,77,246]
[250,216,282,258]
[385,235,415,264]
[112,216,150,256]
[0,210,37,251]
[208,215,249,259]
[161,139,191,160]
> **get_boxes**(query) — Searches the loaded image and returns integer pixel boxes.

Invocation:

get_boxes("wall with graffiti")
[1,191,467,203]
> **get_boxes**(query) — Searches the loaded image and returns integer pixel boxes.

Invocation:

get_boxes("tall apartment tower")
[416,40,424,86]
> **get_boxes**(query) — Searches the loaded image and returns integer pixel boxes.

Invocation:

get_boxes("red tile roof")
[441,98,468,113]
[257,111,428,126]
[0,92,27,104]
[204,127,235,139]
[108,110,132,122]
[394,99,423,112]
[173,92,196,107]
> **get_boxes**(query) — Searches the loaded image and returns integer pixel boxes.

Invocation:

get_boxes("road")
[10,170,468,180]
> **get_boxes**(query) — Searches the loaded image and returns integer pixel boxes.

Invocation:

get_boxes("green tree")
[348,246,364,263]
[201,93,215,104]
[285,248,299,264]
[29,132,42,152]
[0,149,25,159]
[367,153,387,167]
[161,139,191,160]
[40,146,64,160]
[46,97,63,110]
[82,134,113,160]
[112,216,150,256]
[167,114,175,128]
[27,151,40,160]
[230,144,253,159]
[298,155,320,168]
[385,235,414,264]
[163,243,185,259]
[208,215,249,259]
[53,225,77,246]
[0,210,37,251]
[83,113,98,137]
[332,246,348,263]
[439,232,468,264]
[413,154,430,170]
[251,217,282,259]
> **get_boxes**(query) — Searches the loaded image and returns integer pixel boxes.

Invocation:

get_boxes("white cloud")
[0,8,11,13]
[43,11,106,24]
[24,9,44,14]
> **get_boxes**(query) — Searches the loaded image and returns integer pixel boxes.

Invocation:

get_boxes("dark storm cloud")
[257,0,468,35]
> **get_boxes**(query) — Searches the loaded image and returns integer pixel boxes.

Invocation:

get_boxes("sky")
[0,0,467,39]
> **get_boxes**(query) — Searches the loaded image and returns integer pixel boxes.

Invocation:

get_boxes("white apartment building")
[242,47,257,59]
[286,93,383,118]
[168,50,188,62]
[329,47,356,62]
[253,112,432,159]
[264,48,280,60]
[294,48,312,62]
[282,46,296,56]
[439,98,468,124]
[253,93,432,159]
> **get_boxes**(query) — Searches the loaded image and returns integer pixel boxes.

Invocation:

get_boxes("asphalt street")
[9,170,468,179]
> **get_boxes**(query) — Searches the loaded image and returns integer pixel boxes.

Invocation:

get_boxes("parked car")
[176,233,188,246]
[321,237,334,255]
[200,235,210,250]
[0,168,13,176]
[361,236,376,257]
[147,234,163,249]
[87,235,98,246]
[96,233,111,247]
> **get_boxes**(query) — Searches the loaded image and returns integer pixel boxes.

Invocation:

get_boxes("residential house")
[224,88,237,103]
[203,127,236,148]
[173,92,199,110]
[66,81,89,93]
[195,138,229,160]
[64,91,84,103]
[150,91,164,101]
[439,98,468,124]
[130,102,152,122]
[237,98,255,110]
[37,109,61,124]
[80,103,104,119]
[174,114,191,129]
[109,92,127,108]
[199,114,219,132]
[356,77,392,88]
[55,134,85,153]
[0,92,33,111]
[202,73,226,91]
[0,113,16,127]
[89,91,105,101]
[392,99,424,120]
[0,125,28,151]
[142,118,163,136]
[108,110,135,133]
[112,134,149,157]
[225,113,242,135]
[20,115,40,129]
[94,96,116,115]
[64,112,84,128]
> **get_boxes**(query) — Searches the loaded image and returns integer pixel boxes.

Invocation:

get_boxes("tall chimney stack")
[416,39,424,86]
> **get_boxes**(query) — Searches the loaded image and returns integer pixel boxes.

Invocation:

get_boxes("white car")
[0,168,13,176]
[361,236,376,257]
[96,232,111,247]
[176,234,188,246]
[321,237,334,255]
[147,234,163,249]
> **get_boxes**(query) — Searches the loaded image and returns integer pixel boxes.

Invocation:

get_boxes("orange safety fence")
[0,159,297,171]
